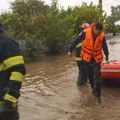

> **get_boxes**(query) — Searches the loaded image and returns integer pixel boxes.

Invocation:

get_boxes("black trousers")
[76,60,87,85]
[84,62,101,97]
[0,108,19,120]
[0,71,19,120]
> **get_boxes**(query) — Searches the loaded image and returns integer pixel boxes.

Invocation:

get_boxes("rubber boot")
[0,109,19,120]
[77,73,86,86]
[93,87,102,104]
[0,104,19,120]
[95,97,102,103]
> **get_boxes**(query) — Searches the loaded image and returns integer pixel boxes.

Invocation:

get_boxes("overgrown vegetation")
[0,0,119,62]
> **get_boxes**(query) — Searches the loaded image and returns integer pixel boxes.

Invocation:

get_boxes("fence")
[16,39,47,62]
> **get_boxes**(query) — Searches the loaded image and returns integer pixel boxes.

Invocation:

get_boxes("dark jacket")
[69,32,85,60]
[0,26,26,101]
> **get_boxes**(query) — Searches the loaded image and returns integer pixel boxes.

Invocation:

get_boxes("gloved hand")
[0,88,20,120]
[106,56,109,61]
[68,51,72,57]
[0,100,19,120]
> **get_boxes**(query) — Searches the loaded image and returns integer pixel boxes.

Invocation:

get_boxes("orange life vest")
[81,28,105,63]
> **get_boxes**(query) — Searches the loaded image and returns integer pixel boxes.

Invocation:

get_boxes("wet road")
[20,36,120,120]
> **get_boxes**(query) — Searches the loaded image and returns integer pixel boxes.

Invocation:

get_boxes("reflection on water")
[20,37,120,120]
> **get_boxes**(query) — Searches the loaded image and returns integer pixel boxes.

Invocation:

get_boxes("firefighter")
[0,24,26,119]
[68,22,90,86]
[80,23,109,103]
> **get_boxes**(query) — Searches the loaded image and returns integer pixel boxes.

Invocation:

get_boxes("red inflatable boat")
[101,61,120,80]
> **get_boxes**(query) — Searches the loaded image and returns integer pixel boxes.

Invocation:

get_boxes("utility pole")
[99,0,103,23]
[99,0,102,11]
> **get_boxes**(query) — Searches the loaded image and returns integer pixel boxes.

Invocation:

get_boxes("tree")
[104,16,116,35]
[0,0,50,61]
[104,5,120,35]
[0,0,112,61]
[71,2,107,33]
[9,0,50,40]
[111,5,120,21]
[44,0,75,54]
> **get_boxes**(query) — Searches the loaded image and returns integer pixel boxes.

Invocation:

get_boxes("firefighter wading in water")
[68,23,90,86]
[0,24,26,119]
[80,23,109,103]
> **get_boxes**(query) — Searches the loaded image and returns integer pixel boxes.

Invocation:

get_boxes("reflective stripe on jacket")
[75,43,82,61]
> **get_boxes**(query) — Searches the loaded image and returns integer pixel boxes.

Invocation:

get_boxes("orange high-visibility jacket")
[81,28,105,63]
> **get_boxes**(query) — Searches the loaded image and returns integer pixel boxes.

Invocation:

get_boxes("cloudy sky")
[0,0,120,15]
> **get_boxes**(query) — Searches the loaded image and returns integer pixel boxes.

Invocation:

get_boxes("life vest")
[75,23,90,62]
[81,28,104,63]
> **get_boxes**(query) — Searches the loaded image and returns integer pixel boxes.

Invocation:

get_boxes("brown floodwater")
[19,36,120,120]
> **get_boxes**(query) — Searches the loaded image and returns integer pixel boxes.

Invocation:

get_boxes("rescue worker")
[80,23,109,103]
[0,24,26,120]
[68,22,90,86]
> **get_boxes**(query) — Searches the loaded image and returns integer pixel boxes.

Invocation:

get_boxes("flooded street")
[20,37,120,120]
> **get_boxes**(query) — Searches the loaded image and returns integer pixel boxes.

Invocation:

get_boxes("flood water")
[20,36,120,120]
